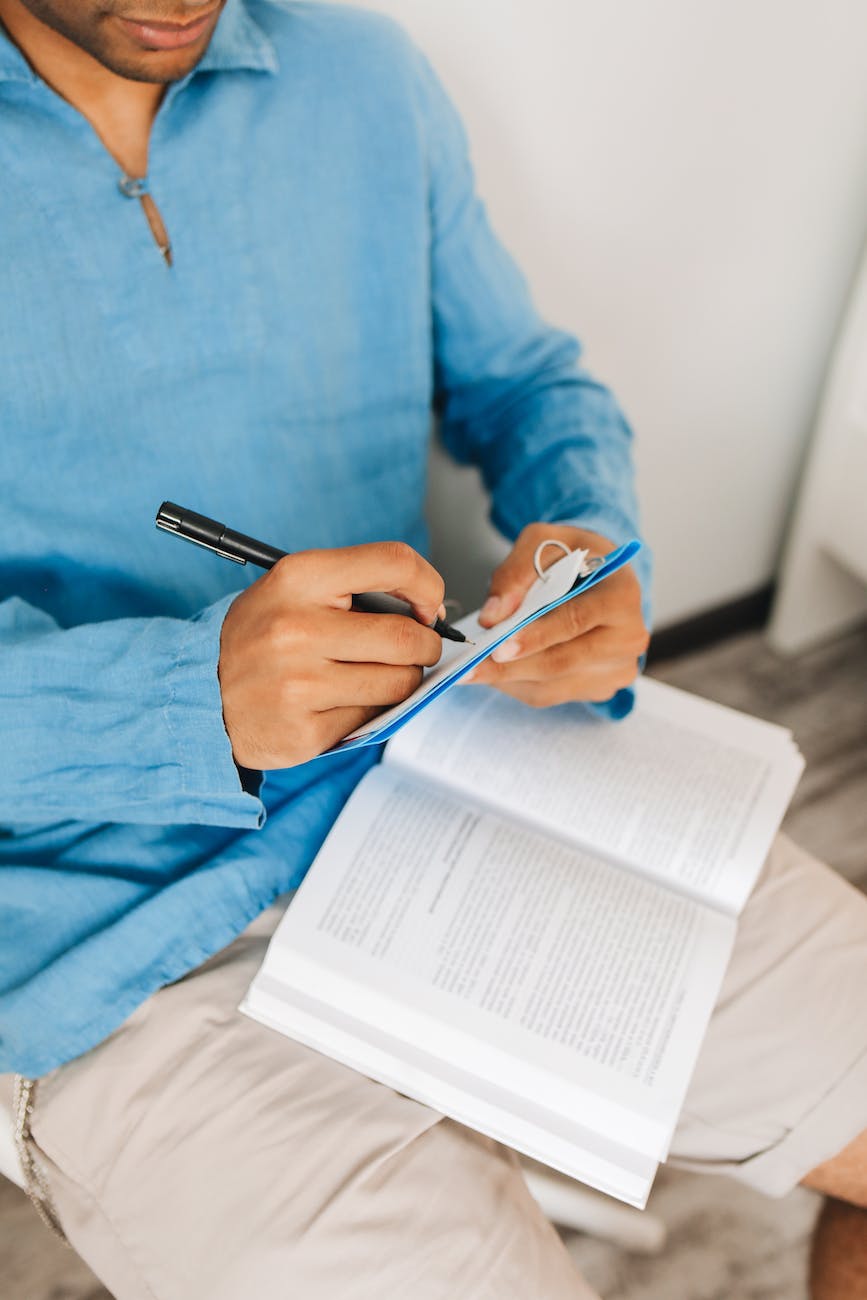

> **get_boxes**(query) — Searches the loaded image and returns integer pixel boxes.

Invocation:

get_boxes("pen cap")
[156,502,223,549]
[156,502,287,569]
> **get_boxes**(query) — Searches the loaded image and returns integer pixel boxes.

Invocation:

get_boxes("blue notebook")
[336,538,641,751]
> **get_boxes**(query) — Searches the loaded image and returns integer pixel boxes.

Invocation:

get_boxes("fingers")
[479,523,598,628]
[311,653,432,751]
[273,542,446,626]
[472,626,640,689]
[310,662,425,710]
[317,610,443,668]
[488,659,641,708]
[490,589,609,664]
[315,704,387,751]
[473,625,620,684]
[486,585,648,672]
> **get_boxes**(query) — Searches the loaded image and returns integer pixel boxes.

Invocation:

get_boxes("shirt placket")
[117,175,174,267]
[114,74,194,269]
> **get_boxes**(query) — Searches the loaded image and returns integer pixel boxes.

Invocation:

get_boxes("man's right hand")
[218,542,445,770]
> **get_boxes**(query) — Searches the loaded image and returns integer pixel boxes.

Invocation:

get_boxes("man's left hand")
[468,523,649,707]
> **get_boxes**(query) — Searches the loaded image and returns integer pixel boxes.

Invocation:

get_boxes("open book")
[242,677,804,1207]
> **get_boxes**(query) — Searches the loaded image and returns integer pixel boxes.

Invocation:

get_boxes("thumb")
[479,527,553,628]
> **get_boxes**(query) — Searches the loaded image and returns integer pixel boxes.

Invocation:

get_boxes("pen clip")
[155,514,247,565]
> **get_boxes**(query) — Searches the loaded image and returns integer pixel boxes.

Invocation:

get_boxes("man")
[0,1,864,1296]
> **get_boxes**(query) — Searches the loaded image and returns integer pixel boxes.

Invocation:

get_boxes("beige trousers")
[6,833,867,1299]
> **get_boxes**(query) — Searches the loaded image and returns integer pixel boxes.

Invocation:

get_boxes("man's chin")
[96,46,208,83]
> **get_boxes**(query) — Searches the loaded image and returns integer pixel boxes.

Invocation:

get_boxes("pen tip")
[434,619,472,644]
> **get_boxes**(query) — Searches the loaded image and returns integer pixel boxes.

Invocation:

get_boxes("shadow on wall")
[426,433,510,617]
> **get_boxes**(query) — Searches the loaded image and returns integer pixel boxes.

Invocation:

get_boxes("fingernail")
[492,639,520,663]
[480,595,504,624]
[437,603,447,621]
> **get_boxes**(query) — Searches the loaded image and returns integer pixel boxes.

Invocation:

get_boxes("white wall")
[339,0,867,624]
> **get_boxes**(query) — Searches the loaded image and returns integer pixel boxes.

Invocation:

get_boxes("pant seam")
[26,1095,167,1300]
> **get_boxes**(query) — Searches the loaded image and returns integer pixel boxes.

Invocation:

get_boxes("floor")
[2,621,865,1300]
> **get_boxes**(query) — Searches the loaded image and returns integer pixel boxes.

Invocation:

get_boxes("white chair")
[769,233,867,652]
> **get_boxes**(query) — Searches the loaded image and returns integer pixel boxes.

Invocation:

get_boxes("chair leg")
[521,1161,667,1254]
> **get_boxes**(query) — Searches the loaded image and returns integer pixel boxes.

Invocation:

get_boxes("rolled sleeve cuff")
[165,593,266,829]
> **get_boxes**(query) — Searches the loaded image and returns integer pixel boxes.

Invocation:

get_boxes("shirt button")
[118,174,149,199]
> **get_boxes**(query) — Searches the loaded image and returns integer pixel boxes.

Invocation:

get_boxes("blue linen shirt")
[0,0,649,1077]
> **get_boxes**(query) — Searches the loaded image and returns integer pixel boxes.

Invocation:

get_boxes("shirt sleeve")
[0,593,265,828]
[412,48,652,619]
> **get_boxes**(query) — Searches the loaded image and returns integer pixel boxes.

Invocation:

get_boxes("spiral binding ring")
[533,538,573,581]
[533,539,604,583]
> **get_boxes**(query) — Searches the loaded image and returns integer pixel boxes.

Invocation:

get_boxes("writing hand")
[219,543,445,769]
[468,523,649,707]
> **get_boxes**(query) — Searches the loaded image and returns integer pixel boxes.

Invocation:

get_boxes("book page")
[384,677,804,914]
[246,767,735,1180]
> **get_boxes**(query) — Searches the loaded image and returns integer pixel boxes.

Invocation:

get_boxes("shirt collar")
[195,0,278,76]
[0,0,278,85]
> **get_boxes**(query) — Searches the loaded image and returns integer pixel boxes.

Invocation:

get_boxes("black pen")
[155,502,471,644]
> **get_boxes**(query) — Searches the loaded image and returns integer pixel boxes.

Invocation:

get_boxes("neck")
[0,0,163,175]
